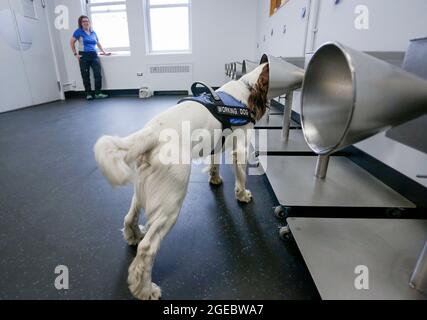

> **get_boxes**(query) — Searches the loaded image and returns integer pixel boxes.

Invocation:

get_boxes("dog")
[94,63,269,300]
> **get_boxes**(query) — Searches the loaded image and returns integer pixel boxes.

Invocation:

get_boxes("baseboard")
[64,89,138,99]
[153,90,188,96]
[64,89,189,99]
[0,99,62,115]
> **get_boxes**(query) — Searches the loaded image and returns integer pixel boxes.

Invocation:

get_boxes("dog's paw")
[130,282,162,301]
[123,225,146,246]
[148,283,162,300]
[209,175,223,186]
[235,188,253,203]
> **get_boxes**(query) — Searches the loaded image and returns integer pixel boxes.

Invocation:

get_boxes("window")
[145,0,191,54]
[87,0,131,52]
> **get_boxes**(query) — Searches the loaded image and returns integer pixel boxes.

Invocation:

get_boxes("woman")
[70,16,111,100]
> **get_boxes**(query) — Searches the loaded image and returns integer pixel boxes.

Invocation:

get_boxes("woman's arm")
[70,37,80,60]
[97,42,111,56]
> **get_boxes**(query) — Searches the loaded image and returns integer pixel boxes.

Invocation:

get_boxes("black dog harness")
[178,82,256,131]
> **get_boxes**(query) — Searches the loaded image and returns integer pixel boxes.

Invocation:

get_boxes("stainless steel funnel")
[301,42,427,156]
[242,60,258,75]
[260,54,305,100]
[233,62,244,80]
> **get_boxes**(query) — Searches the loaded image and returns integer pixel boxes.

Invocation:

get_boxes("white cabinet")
[0,2,33,112]
[14,0,60,105]
[0,0,60,112]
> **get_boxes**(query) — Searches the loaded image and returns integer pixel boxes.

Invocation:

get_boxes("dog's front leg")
[233,138,252,203]
[209,152,223,186]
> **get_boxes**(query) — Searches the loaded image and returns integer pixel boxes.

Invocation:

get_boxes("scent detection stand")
[232,62,244,80]
[242,59,258,74]
[263,42,423,213]
[252,55,311,154]
[225,62,236,79]
[257,54,304,133]
[275,42,427,299]
[287,218,427,299]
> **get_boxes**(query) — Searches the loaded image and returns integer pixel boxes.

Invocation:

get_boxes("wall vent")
[149,64,192,74]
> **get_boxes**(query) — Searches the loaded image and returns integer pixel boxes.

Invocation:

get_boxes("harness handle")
[191,82,222,102]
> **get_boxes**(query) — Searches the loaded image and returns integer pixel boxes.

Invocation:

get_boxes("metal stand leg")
[267,100,271,118]
[410,240,427,295]
[282,91,294,141]
[315,155,330,179]
[277,95,286,107]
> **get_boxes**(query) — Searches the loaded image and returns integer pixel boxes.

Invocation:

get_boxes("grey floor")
[0,96,320,300]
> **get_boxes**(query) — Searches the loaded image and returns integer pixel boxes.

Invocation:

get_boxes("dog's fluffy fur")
[94,64,269,300]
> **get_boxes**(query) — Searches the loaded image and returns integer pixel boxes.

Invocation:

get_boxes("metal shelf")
[251,129,312,154]
[288,217,427,300]
[260,156,415,208]
[255,114,300,129]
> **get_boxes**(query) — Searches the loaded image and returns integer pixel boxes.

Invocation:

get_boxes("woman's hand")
[97,42,111,56]
[75,53,82,61]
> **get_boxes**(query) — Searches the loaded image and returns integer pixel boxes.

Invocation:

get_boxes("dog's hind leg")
[127,164,191,300]
[127,212,177,300]
[123,194,146,246]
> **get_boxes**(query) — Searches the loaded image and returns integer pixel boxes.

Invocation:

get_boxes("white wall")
[255,0,427,188]
[256,0,310,59]
[51,0,258,92]
[256,0,427,58]
[313,0,427,52]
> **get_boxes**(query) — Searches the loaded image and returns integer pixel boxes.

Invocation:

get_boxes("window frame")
[144,0,192,55]
[86,0,131,52]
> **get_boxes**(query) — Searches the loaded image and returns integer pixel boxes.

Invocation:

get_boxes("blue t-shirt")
[73,29,99,53]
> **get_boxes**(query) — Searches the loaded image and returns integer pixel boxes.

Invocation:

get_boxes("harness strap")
[180,82,256,154]
[191,82,222,103]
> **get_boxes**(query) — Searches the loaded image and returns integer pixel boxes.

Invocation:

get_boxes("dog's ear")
[248,64,269,121]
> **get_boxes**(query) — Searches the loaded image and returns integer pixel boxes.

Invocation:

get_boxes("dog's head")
[241,63,269,121]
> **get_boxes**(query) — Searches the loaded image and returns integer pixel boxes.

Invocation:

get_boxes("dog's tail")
[94,129,155,187]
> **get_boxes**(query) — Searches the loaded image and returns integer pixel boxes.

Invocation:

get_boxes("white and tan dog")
[94,63,269,300]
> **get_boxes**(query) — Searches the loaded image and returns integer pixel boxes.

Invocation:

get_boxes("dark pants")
[79,51,102,95]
